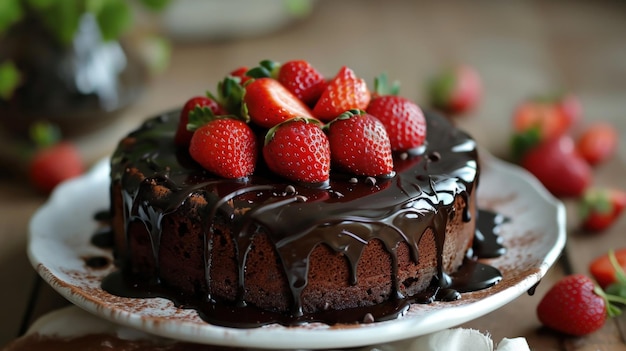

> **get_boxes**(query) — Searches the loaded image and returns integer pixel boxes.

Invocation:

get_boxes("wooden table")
[2,1,626,349]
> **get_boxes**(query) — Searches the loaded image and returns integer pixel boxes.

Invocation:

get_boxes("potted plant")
[0,0,170,136]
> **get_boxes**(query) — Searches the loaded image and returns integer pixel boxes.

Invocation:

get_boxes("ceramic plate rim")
[27,154,566,349]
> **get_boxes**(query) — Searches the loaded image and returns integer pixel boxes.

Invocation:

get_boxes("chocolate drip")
[105,110,502,327]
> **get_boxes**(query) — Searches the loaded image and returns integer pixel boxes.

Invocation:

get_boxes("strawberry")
[243,77,315,129]
[230,66,253,85]
[263,117,330,183]
[427,64,482,116]
[576,122,618,166]
[536,274,610,336]
[277,60,326,106]
[29,141,85,194]
[510,100,571,160]
[520,135,591,197]
[247,59,327,107]
[175,96,227,146]
[313,66,371,121]
[367,74,427,152]
[590,249,626,290]
[556,93,583,127]
[188,117,257,179]
[325,110,393,177]
[579,188,626,232]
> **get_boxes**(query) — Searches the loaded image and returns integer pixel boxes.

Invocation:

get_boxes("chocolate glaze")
[106,110,505,327]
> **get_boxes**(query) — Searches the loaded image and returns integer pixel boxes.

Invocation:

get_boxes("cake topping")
[188,116,257,179]
[178,60,428,183]
[263,117,330,183]
[174,96,227,146]
[312,65,371,121]
[367,74,427,152]
[325,109,394,177]
[244,77,317,128]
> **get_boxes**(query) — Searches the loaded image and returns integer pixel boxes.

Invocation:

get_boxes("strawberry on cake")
[106,59,501,327]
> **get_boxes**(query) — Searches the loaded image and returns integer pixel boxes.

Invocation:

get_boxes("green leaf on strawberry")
[579,188,626,232]
[593,250,626,317]
[510,127,542,162]
[215,76,247,118]
[246,59,281,79]
[186,105,218,132]
[372,73,400,97]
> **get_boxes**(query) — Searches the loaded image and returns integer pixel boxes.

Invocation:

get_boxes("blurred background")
[2,0,626,347]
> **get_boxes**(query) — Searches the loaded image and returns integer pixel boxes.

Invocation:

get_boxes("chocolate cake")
[106,108,495,327]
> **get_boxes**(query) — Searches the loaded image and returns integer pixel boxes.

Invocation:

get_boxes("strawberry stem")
[373,73,400,96]
[608,249,626,284]
[594,286,626,317]
[29,121,61,149]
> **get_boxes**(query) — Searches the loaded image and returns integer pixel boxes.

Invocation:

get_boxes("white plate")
[28,154,566,350]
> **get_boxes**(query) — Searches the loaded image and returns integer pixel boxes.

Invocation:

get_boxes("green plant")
[0,0,170,99]
[1,0,169,43]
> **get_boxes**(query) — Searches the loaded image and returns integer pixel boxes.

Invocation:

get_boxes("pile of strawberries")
[175,59,428,184]
[509,94,625,232]
[507,94,626,335]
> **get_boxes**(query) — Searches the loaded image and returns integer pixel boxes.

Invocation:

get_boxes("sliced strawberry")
[325,110,393,177]
[313,66,371,121]
[590,249,626,290]
[175,96,227,146]
[263,117,330,183]
[579,188,626,232]
[29,141,85,194]
[576,122,618,166]
[537,274,608,336]
[428,64,482,116]
[244,77,315,129]
[188,118,257,179]
[520,135,592,197]
[367,75,426,152]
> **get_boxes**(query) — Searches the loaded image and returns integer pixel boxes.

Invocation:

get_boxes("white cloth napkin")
[361,328,530,351]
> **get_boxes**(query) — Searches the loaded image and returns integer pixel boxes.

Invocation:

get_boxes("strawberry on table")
[579,188,626,232]
[576,122,618,166]
[519,134,591,198]
[188,116,258,179]
[175,96,227,146]
[427,64,482,116]
[263,117,330,183]
[325,110,394,177]
[313,66,371,121]
[244,77,316,129]
[536,274,614,336]
[367,74,427,152]
[556,93,583,127]
[510,100,572,160]
[29,141,84,194]
[590,249,626,290]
